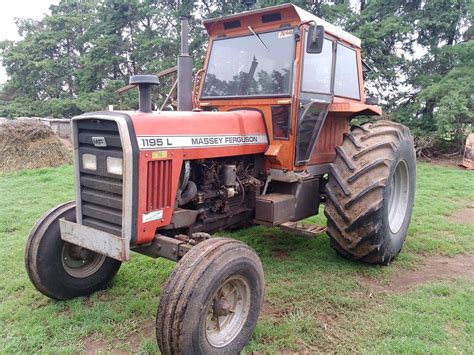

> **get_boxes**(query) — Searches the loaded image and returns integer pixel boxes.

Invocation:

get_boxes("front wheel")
[25,201,122,300]
[156,238,264,354]
[324,120,416,264]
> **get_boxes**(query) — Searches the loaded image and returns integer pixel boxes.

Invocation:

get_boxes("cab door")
[295,37,335,165]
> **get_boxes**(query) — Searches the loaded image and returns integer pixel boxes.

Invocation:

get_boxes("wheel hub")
[212,299,232,317]
[388,159,410,234]
[205,276,251,348]
[61,242,106,278]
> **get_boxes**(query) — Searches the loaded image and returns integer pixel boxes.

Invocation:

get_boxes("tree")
[0,0,472,152]
[394,0,474,149]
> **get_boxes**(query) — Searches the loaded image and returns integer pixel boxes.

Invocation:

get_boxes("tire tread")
[324,120,414,264]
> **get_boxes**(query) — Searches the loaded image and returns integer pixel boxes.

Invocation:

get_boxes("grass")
[0,163,473,353]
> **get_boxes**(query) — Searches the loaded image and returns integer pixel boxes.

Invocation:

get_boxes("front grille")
[77,119,123,236]
[146,160,172,212]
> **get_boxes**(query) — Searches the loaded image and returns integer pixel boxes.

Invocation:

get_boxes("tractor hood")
[127,110,268,157]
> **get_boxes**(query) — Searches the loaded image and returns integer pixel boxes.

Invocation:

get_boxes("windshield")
[201,29,295,98]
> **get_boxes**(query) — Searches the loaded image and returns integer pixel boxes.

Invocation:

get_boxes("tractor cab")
[197,4,381,170]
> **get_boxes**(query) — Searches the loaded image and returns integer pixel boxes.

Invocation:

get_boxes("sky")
[0,0,60,83]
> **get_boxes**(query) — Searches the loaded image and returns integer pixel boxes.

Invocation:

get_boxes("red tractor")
[25,4,416,354]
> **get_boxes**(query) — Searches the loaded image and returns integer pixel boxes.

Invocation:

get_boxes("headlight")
[82,154,97,171]
[107,156,123,175]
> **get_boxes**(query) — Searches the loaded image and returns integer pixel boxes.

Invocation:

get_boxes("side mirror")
[306,25,325,54]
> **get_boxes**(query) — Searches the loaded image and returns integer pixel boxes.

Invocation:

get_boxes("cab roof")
[203,3,361,47]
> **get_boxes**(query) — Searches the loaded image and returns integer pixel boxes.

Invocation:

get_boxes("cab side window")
[301,38,334,94]
[334,43,360,99]
[296,37,334,164]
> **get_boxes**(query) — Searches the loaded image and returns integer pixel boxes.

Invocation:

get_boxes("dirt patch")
[124,320,155,350]
[250,350,311,355]
[83,320,155,354]
[272,249,290,260]
[316,313,337,331]
[261,301,289,320]
[0,120,71,172]
[362,254,474,293]
[418,156,464,169]
[83,337,108,354]
[450,205,474,225]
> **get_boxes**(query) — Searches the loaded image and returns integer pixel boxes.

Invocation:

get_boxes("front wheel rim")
[61,242,106,278]
[388,160,410,234]
[205,275,251,348]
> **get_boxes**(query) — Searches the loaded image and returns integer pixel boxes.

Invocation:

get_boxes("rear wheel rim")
[61,242,106,278]
[388,160,410,234]
[205,276,251,348]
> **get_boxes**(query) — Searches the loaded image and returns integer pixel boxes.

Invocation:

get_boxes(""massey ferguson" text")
[138,134,267,150]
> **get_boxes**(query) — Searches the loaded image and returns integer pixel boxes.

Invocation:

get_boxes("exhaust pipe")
[177,16,193,111]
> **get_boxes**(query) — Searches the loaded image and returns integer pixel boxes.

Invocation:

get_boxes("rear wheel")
[25,201,122,300]
[324,120,416,264]
[156,237,264,354]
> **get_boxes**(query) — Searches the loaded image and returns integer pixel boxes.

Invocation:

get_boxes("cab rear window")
[334,44,360,99]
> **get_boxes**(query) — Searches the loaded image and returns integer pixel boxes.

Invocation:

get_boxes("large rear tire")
[25,201,122,300]
[324,120,416,264]
[156,237,264,355]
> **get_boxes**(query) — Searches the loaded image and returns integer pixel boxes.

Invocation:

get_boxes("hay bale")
[462,133,474,170]
[0,120,72,172]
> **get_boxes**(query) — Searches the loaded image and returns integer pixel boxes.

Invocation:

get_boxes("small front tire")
[25,201,121,300]
[156,237,264,354]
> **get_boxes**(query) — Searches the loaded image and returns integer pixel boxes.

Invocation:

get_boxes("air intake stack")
[129,75,159,113]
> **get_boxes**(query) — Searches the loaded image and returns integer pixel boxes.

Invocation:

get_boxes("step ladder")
[279,221,327,237]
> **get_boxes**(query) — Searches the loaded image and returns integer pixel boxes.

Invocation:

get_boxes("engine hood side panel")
[128,110,268,244]
[130,110,269,158]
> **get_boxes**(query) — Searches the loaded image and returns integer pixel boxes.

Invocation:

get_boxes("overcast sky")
[0,0,60,83]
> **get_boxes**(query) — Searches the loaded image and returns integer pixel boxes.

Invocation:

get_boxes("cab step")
[279,221,327,237]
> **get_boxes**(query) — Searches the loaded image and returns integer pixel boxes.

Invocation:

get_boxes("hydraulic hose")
[178,180,197,206]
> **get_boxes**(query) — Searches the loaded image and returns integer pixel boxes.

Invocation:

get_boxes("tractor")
[25,4,416,354]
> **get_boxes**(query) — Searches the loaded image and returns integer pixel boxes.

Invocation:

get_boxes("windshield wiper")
[248,26,269,52]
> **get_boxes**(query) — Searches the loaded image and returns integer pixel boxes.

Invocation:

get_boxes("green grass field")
[0,163,473,353]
